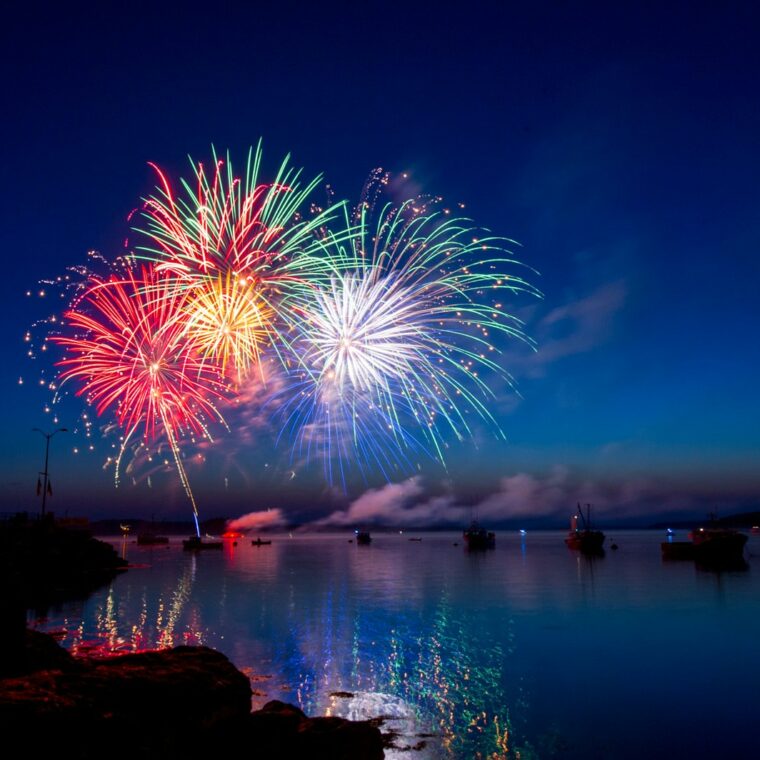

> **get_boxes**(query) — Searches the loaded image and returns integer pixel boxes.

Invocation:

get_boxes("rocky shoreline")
[0,516,384,758]
[0,631,384,758]
[0,513,128,676]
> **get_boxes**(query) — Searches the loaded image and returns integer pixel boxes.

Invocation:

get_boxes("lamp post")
[33,427,67,516]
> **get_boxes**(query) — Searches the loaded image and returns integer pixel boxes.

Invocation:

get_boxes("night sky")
[2,2,759,525]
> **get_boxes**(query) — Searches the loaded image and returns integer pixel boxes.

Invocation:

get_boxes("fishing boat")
[251,537,272,546]
[691,527,747,561]
[355,530,372,545]
[182,535,223,551]
[463,521,495,550]
[661,516,747,565]
[565,504,605,554]
[137,516,169,545]
[137,532,169,545]
[661,531,748,563]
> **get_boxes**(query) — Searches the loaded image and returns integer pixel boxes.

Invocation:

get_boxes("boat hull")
[464,530,495,550]
[182,537,223,551]
[565,530,605,553]
[137,534,169,546]
[693,532,747,563]
[662,530,748,566]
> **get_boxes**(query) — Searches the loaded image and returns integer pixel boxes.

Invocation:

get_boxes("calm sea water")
[30,530,760,759]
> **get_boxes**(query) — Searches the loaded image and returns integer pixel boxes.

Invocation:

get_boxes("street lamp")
[33,427,67,517]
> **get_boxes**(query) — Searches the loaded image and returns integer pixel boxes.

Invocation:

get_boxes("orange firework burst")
[183,271,274,380]
[135,143,353,379]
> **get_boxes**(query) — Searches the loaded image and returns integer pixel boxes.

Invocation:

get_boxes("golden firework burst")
[184,271,273,379]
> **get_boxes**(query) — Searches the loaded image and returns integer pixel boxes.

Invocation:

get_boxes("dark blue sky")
[2,1,759,524]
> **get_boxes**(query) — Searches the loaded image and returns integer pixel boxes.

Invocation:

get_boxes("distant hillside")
[91,518,196,535]
[649,510,760,529]
[90,517,277,535]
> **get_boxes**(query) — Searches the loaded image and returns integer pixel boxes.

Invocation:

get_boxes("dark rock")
[260,698,307,720]
[0,515,128,677]
[0,516,383,758]
[91,645,253,723]
[236,700,383,759]
[245,700,308,754]
[0,642,251,759]
[0,634,384,759]
[12,628,80,677]
[0,514,127,622]
[297,714,384,759]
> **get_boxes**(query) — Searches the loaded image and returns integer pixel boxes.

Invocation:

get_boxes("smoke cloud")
[227,508,286,532]
[311,467,751,528]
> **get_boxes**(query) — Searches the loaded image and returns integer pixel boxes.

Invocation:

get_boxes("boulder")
[0,635,385,759]
[0,644,251,758]
[232,700,384,759]
[5,628,79,677]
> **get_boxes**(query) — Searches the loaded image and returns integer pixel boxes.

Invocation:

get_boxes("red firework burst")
[53,265,227,443]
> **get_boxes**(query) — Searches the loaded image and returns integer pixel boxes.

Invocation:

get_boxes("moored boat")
[661,516,748,565]
[689,525,747,564]
[565,504,604,554]
[355,530,372,545]
[463,521,495,550]
[137,516,169,545]
[137,532,169,546]
[182,535,223,550]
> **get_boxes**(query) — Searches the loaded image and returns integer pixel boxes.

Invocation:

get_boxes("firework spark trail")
[276,195,541,484]
[273,371,426,488]
[52,265,228,536]
[134,142,356,380]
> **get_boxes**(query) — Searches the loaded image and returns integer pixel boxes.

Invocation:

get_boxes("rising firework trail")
[53,265,228,536]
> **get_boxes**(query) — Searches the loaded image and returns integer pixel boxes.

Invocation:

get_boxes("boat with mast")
[137,515,169,545]
[463,520,495,550]
[565,503,605,554]
[661,513,747,565]
[182,535,223,550]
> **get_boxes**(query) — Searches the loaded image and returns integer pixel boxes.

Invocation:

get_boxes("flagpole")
[33,427,67,517]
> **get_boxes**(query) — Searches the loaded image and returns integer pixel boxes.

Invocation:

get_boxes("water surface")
[31,531,760,758]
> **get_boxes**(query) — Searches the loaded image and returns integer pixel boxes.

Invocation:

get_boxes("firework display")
[53,266,228,535]
[136,142,352,380]
[38,146,539,523]
[274,199,539,486]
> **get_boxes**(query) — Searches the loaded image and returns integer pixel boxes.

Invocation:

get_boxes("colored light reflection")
[31,535,525,758]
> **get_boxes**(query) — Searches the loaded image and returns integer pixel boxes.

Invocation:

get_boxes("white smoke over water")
[311,467,744,528]
[227,508,286,532]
